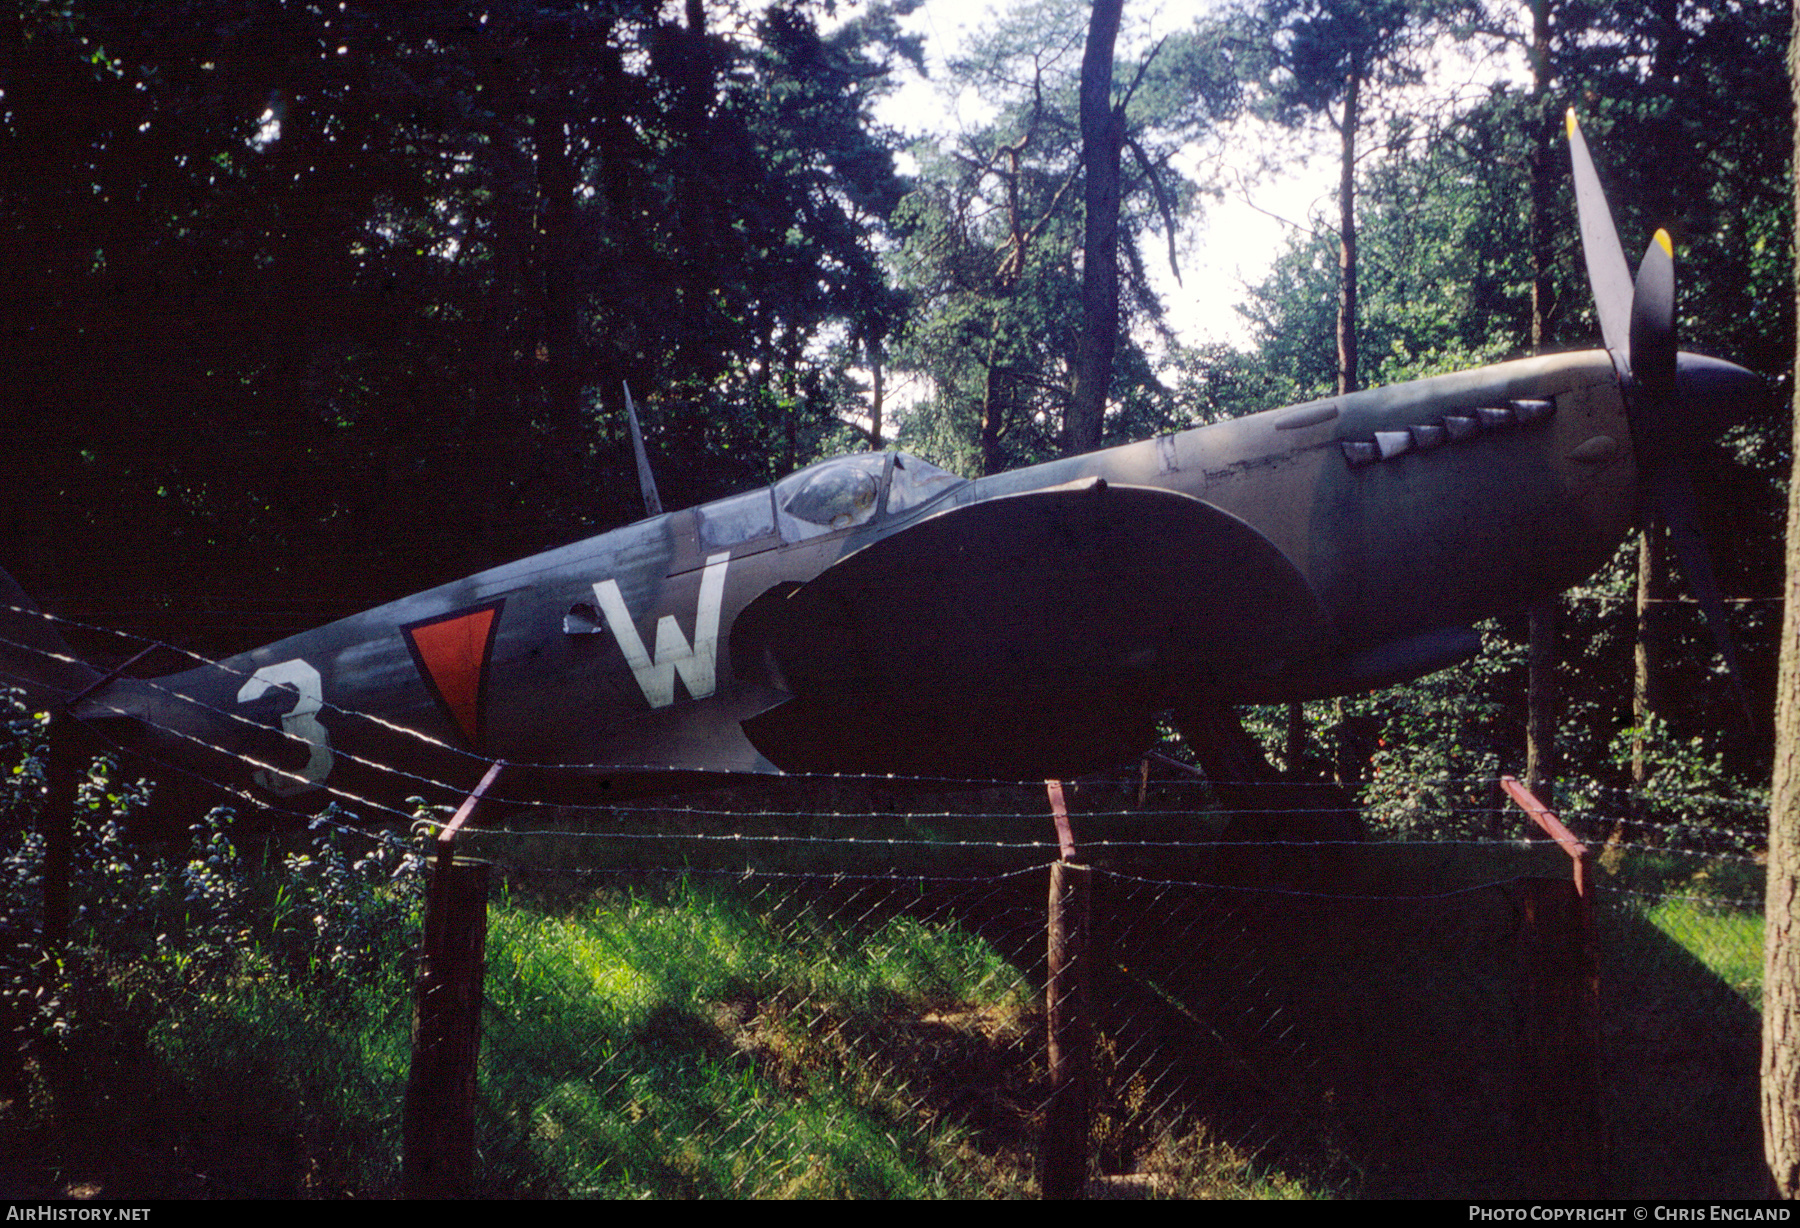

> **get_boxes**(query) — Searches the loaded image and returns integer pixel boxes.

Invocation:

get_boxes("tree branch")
[1127,135,1181,285]
[1117,35,1167,111]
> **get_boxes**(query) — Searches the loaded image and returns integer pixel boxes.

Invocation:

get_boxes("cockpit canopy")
[773,452,965,540]
[691,452,966,552]
[779,452,887,531]
[885,452,965,515]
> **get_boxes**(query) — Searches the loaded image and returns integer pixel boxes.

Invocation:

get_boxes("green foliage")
[888,0,1242,473]
[1,1,917,648]
[1217,0,1791,395]
[1213,110,1545,404]
[1246,0,1462,125]
[0,707,425,1193]
[0,748,425,1043]
[1189,0,1787,843]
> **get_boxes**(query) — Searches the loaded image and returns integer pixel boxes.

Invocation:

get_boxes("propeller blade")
[1629,230,1677,401]
[1625,229,1680,478]
[1569,110,1757,721]
[1646,463,1752,721]
[1566,109,1635,358]
[1625,231,1753,721]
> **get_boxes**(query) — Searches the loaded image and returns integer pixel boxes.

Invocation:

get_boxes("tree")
[1763,2,1800,1196]
[1239,0,1480,773]
[1066,0,1125,456]
[1209,0,1789,806]
[892,0,1240,474]
[1522,0,1792,802]
[1245,0,1474,399]
[0,1,917,654]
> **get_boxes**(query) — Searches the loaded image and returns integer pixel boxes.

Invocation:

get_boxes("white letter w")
[592,553,730,708]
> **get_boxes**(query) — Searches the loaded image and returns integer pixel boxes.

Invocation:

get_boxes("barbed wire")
[1,606,1772,827]
[1594,883,1765,910]
[430,821,1748,857]
[0,605,1749,796]
[1574,781,1770,810]
[0,598,1776,899]
[493,860,1053,887]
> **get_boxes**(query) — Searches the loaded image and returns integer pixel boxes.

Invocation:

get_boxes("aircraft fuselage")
[67,348,1637,806]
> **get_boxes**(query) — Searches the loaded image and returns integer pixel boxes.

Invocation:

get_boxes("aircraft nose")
[1676,352,1767,441]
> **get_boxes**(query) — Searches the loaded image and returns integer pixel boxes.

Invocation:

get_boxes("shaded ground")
[3,810,1765,1198]
[905,834,1765,1199]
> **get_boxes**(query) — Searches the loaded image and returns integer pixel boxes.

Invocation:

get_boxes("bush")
[0,694,428,1195]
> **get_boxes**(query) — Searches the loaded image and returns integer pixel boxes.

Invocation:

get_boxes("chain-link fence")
[0,765,1772,1199]
[424,775,1768,1199]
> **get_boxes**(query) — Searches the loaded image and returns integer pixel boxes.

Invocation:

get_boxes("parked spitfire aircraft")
[0,113,1766,811]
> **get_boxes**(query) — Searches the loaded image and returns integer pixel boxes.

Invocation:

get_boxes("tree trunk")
[1066,0,1125,456]
[1527,0,1555,350]
[1525,597,1558,803]
[1303,50,1364,772]
[981,330,1008,476]
[1761,3,1800,1194]
[1334,56,1361,398]
[1523,15,1559,809]
[868,335,885,450]
[1631,518,1666,837]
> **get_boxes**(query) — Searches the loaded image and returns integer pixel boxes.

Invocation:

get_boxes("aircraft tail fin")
[0,567,101,711]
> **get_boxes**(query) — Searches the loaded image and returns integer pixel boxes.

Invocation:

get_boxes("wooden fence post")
[1500,776,1601,1196]
[43,710,74,946]
[1042,859,1093,1199]
[1518,874,1602,1197]
[403,856,490,1198]
[1040,780,1092,1199]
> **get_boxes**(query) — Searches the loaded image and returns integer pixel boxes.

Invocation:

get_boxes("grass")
[1585,843,1767,1198]
[1079,828,1771,1198]
[472,875,1327,1197]
[1593,845,1765,1010]
[4,867,1041,1197]
[1640,896,1764,1009]
[473,876,1039,1198]
[18,775,1773,1199]
[3,804,1343,1200]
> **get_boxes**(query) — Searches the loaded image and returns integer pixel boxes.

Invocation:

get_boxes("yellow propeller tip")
[1566,108,1578,138]
[1655,228,1673,256]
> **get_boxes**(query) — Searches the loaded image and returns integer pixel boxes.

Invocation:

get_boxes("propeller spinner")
[1567,109,1761,718]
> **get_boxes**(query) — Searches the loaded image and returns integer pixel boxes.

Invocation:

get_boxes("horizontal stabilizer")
[0,568,100,711]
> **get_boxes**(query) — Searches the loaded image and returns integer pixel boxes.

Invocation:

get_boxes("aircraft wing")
[736,479,1330,778]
